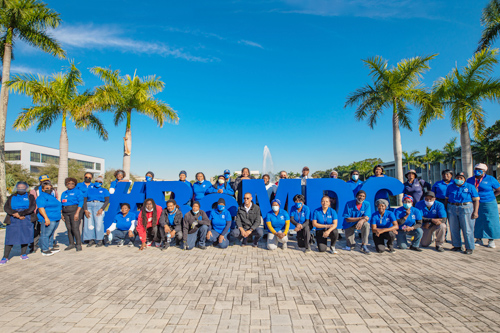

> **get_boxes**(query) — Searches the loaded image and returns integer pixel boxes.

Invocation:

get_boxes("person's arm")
[159,209,168,227]
[221,218,231,236]
[136,213,146,243]
[266,221,277,234]
[205,186,216,194]
[99,196,110,211]
[201,211,211,225]
[494,187,500,197]
[17,195,37,217]
[250,206,261,231]
[290,213,299,226]
[472,197,480,219]
[414,219,423,229]
[107,222,117,232]
[83,196,88,211]
[182,215,189,243]
[4,195,15,215]
[129,219,136,232]
[283,219,290,235]
[224,185,235,196]
[235,210,243,229]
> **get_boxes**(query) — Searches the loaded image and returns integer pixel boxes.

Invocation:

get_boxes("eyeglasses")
[244,197,251,200]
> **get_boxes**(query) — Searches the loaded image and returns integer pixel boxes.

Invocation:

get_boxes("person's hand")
[128,231,134,238]
[242,229,249,238]
[139,242,146,251]
[106,230,111,235]
[218,235,225,244]
[97,209,104,216]
[375,229,381,237]
[44,218,51,226]
[406,226,414,232]
[13,212,21,219]
[323,230,330,238]
[19,216,25,220]
[356,220,364,230]
[393,230,398,235]
[170,230,176,238]
[471,212,479,220]
[207,231,212,240]
[295,224,302,231]
[434,220,441,226]
[217,189,223,194]
[183,241,188,250]
[74,213,79,221]
[85,210,91,218]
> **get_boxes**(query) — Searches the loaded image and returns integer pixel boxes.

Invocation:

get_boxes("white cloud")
[238,40,264,49]
[164,26,264,49]
[52,24,213,62]
[1,65,47,75]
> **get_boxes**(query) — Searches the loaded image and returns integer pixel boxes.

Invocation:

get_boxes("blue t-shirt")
[210,209,232,234]
[11,193,30,210]
[415,200,447,219]
[393,206,423,229]
[312,207,338,231]
[207,183,235,196]
[61,188,84,207]
[36,192,62,221]
[113,211,136,231]
[85,186,110,202]
[76,182,93,196]
[266,209,290,232]
[347,180,364,194]
[432,180,452,200]
[290,205,311,224]
[466,175,500,203]
[370,211,396,229]
[445,183,479,203]
[342,200,371,229]
[193,180,210,201]
[167,209,180,226]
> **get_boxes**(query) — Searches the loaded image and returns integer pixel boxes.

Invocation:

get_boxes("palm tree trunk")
[392,102,403,205]
[57,116,69,198]
[0,40,12,211]
[460,122,473,177]
[123,111,132,179]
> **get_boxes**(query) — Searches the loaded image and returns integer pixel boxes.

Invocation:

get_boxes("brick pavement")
[1,224,500,333]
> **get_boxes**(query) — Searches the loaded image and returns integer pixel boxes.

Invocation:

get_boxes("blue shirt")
[347,180,364,194]
[312,207,338,230]
[76,182,93,196]
[415,200,447,219]
[179,180,193,192]
[445,183,479,203]
[290,205,311,224]
[85,186,110,202]
[206,183,235,196]
[167,209,180,226]
[342,200,371,229]
[393,206,423,229]
[193,180,211,201]
[404,180,425,203]
[36,192,62,221]
[432,180,452,200]
[466,175,500,203]
[11,193,30,210]
[61,188,84,207]
[113,212,136,231]
[266,209,290,232]
[370,210,396,229]
[210,209,232,234]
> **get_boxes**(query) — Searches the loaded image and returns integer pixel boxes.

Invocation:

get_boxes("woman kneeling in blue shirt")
[394,195,423,251]
[207,198,232,248]
[106,203,136,247]
[370,199,398,253]
[312,196,339,254]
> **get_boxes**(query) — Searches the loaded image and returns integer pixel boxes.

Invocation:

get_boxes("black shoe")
[96,241,104,247]
[42,250,54,256]
[464,249,473,255]
[161,243,170,251]
[49,248,60,253]
[197,245,207,250]
[388,246,395,253]
[64,244,76,251]
[436,246,444,252]
[76,245,82,251]
[451,247,462,252]
[252,243,258,248]
[87,240,95,247]
[52,243,59,249]
[410,246,422,252]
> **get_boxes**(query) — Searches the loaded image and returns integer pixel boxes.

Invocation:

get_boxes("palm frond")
[478,0,500,51]
[362,56,389,83]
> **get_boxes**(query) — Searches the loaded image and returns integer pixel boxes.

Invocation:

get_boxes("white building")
[5,142,105,176]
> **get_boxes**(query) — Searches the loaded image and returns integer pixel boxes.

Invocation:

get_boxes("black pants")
[373,232,395,252]
[62,205,82,246]
[296,224,311,249]
[145,225,161,243]
[159,225,183,244]
[4,244,28,258]
[316,229,339,252]
[230,228,263,245]
[30,221,41,251]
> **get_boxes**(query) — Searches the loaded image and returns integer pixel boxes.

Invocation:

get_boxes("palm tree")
[8,63,108,196]
[402,150,422,171]
[90,67,178,178]
[0,0,65,208]
[421,147,444,182]
[472,119,500,166]
[443,137,460,173]
[345,54,438,195]
[478,0,500,52]
[419,48,500,177]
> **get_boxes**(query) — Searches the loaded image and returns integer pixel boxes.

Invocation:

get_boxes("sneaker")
[41,250,54,256]
[475,238,483,246]
[20,254,29,260]
[146,241,152,247]
[52,243,59,249]
[464,249,473,255]
[343,246,352,251]
[330,246,337,254]
[161,243,170,251]
[87,240,95,247]
[488,240,496,248]
[388,246,395,253]
[117,240,125,247]
[49,248,60,254]
[410,246,422,252]
[451,247,462,252]
[128,242,134,248]
[155,242,161,248]
[304,248,311,253]
[252,242,258,248]
[64,244,75,251]
[361,245,371,255]
[282,243,287,250]
[436,246,444,252]
[96,241,104,247]
[241,238,248,247]
[0,258,8,265]
[197,245,207,250]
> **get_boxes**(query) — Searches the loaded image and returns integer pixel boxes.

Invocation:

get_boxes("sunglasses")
[244,197,251,200]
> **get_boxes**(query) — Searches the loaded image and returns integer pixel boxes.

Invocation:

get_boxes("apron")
[5,210,35,245]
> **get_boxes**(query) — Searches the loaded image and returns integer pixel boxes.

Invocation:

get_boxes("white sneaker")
[330,246,337,254]
[282,243,287,250]
[117,240,125,247]
[488,240,496,248]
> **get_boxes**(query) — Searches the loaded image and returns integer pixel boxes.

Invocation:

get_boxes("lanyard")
[322,209,330,224]
[474,176,485,189]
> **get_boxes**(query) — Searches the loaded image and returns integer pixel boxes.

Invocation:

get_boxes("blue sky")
[4,0,499,180]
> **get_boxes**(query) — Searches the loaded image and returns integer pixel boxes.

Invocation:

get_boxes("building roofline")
[6,141,104,160]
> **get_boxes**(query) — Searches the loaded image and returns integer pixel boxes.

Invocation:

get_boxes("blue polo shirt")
[76,182,93,196]
[193,180,210,201]
[446,183,479,203]
[342,200,371,229]
[85,186,110,202]
[370,211,396,229]
[466,175,500,203]
[36,192,62,221]
[290,205,311,224]
[394,206,423,229]
[347,180,364,194]
[11,193,30,210]
[210,209,232,234]
[207,183,235,196]
[432,180,452,200]
[415,200,447,219]
[312,207,338,231]
[266,209,290,232]
[61,188,84,207]
[113,212,136,231]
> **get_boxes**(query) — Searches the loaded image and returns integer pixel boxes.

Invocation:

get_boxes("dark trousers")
[30,221,41,252]
[230,228,263,245]
[4,244,28,258]
[373,232,395,252]
[159,225,183,244]
[62,205,82,246]
[316,229,339,252]
[296,225,311,249]
[145,225,161,243]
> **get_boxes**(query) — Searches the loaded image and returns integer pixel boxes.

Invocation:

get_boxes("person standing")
[416,191,447,252]
[234,167,255,203]
[28,175,57,253]
[342,190,371,254]
[312,196,339,253]
[262,174,277,201]
[432,170,453,204]
[145,171,155,182]
[290,194,312,253]
[60,178,84,251]
[83,176,110,247]
[36,183,62,256]
[109,170,127,194]
[346,170,364,195]
[207,198,232,249]
[266,199,290,250]
[403,169,427,203]
[77,172,94,196]
[182,201,210,250]
[370,199,398,253]
[394,195,423,251]
[193,172,211,201]
[231,193,263,247]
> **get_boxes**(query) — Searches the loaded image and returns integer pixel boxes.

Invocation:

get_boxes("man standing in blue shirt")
[432,170,453,204]
[342,190,371,254]
[416,191,447,252]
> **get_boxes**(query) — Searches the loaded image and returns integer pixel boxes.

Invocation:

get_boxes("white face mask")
[272,206,279,212]
[218,179,225,184]
[352,175,359,181]
[425,200,434,207]
[146,207,153,212]
[192,210,199,215]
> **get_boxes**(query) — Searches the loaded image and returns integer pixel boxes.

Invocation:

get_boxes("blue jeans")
[83,201,105,242]
[110,229,134,244]
[208,229,229,249]
[40,220,60,251]
[448,203,475,250]
[186,225,208,249]
[396,228,423,249]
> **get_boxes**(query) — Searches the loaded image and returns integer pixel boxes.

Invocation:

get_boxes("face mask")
[94,182,102,188]
[218,205,225,211]
[224,174,230,179]
[169,208,177,214]
[474,170,483,177]
[455,179,464,186]
[352,175,359,181]
[296,202,303,209]
[330,175,336,178]
[403,203,412,209]
[44,189,52,194]
[425,200,434,207]
[17,189,26,195]
[145,176,152,182]
[84,177,92,183]
[218,179,225,184]
[145,207,154,212]
[272,206,279,212]
[192,210,199,215]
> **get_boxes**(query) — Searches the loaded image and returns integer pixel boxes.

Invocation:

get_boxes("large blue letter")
[146,181,192,215]
[241,179,271,216]
[359,177,403,211]
[274,179,302,214]
[105,182,146,229]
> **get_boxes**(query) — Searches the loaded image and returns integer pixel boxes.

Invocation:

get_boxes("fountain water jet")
[262,145,275,181]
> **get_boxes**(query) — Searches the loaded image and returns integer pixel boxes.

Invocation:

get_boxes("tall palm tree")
[402,150,422,171]
[0,0,65,208]
[8,63,108,196]
[90,67,178,178]
[478,0,500,52]
[443,137,460,173]
[345,54,438,195]
[419,48,500,177]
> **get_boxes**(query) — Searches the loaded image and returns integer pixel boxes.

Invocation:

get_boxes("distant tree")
[5,162,35,192]
[472,119,500,166]
[421,147,444,182]
[36,160,86,187]
[402,150,423,171]
[443,137,461,173]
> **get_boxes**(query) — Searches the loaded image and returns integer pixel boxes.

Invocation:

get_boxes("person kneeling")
[106,203,136,247]
[231,193,263,247]
[394,195,423,251]
[312,196,339,254]
[137,198,163,250]
[415,191,447,252]
[290,195,312,253]
[371,199,398,253]
[159,199,183,250]
[266,199,290,250]
[342,190,371,254]
[207,198,232,249]
[183,201,210,250]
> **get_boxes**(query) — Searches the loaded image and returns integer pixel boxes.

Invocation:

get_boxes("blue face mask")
[403,202,412,209]
[296,202,303,209]
[145,176,152,182]
[474,170,483,177]
[94,182,102,188]
[455,179,465,185]
[218,205,225,211]
[224,174,230,179]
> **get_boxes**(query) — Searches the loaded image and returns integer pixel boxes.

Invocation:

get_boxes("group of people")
[1,163,499,264]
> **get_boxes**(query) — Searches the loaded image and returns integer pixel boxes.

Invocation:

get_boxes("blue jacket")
[347,180,364,194]
[85,186,110,202]
[206,183,235,196]
[193,180,211,201]
[76,182,93,196]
